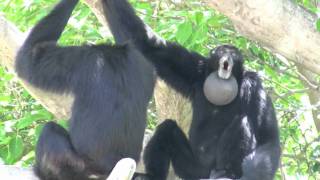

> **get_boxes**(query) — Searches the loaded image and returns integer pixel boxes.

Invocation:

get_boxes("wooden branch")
[83,0,111,34]
[0,165,38,180]
[0,158,136,180]
[204,0,320,74]
[297,65,320,131]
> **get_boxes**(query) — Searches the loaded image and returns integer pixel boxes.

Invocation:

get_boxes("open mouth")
[223,61,229,71]
[218,57,233,80]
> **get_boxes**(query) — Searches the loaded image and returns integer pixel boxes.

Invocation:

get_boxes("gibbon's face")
[209,45,244,80]
[203,45,243,106]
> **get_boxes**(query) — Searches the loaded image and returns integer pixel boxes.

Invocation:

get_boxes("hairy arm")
[15,0,91,93]
[240,72,281,180]
[102,0,206,96]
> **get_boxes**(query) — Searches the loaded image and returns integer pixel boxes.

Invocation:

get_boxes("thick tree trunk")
[154,80,193,134]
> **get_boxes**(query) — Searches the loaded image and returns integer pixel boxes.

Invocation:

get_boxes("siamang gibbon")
[15,0,155,180]
[102,0,281,179]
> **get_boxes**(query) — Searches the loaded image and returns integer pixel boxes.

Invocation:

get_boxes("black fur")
[15,0,155,179]
[102,0,281,179]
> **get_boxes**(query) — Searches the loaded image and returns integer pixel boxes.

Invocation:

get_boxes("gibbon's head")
[203,45,244,106]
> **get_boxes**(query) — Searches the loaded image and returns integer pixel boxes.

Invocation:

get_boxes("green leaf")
[195,12,204,25]
[35,124,44,140]
[0,125,5,139]
[189,25,208,47]
[316,19,320,32]
[208,16,222,28]
[16,116,36,130]
[176,21,193,45]
[235,37,248,49]
[8,136,24,164]
[0,136,11,146]
[16,110,53,130]
[57,119,69,129]
[20,151,35,164]
[0,146,8,163]
[0,96,11,106]
[3,73,14,81]
[313,161,320,172]
[249,45,260,56]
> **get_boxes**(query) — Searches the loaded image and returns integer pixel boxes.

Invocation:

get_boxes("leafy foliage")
[0,0,319,179]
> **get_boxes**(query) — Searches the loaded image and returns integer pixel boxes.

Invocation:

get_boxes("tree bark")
[297,66,320,131]
[154,80,193,134]
[83,0,109,29]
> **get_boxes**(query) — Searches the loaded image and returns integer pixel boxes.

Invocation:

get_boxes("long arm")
[102,0,207,96]
[22,0,78,47]
[240,72,281,180]
[15,0,91,93]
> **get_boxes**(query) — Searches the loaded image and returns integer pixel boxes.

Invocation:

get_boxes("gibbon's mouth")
[218,56,233,80]
[223,61,229,71]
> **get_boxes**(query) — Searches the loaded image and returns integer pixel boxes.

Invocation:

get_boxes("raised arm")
[240,72,281,180]
[15,0,90,93]
[102,0,207,96]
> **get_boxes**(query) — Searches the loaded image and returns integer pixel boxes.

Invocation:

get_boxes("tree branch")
[0,158,136,180]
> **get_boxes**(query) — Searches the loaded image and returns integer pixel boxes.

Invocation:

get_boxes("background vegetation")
[0,0,319,179]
